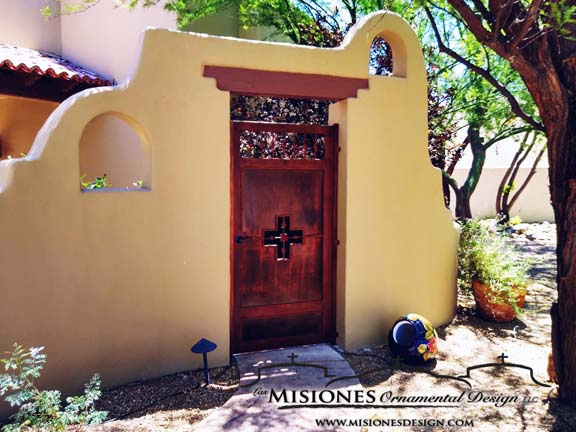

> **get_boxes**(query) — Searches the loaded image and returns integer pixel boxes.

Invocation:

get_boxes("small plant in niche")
[132,179,144,188]
[0,343,107,432]
[80,174,111,190]
[4,153,28,160]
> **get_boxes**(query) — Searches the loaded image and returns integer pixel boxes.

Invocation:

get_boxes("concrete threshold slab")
[192,344,365,431]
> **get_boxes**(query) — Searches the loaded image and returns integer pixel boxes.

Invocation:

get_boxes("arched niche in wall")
[369,36,394,76]
[366,23,409,78]
[79,112,150,191]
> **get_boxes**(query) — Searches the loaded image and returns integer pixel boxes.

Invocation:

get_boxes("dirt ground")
[80,222,574,431]
[87,366,239,432]
[342,222,576,431]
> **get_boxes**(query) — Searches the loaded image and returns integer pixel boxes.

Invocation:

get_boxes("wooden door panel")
[238,237,323,307]
[242,312,323,342]
[241,169,324,236]
[231,121,337,353]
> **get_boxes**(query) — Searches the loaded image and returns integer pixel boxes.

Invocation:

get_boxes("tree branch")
[445,0,494,43]
[446,0,511,59]
[442,171,460,195]
[484,125,535,148]
[490,0,509,43]
[508,141,547,209]
[509,0,544,51]
[424,6,544,132]
[470,0,494,26]
[445,137,470,176]
[496,132,529,214]
[341,0,357,24]
[501,131,536,210]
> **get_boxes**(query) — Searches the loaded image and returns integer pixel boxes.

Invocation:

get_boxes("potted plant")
[458,219,529,322]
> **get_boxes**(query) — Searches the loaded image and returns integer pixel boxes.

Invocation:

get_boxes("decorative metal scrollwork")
[240,130,325,160]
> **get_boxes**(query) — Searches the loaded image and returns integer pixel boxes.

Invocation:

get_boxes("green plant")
[0,343,107,432]
[80,174,111,190]
[458,219,529,311]
[509,215,523,226]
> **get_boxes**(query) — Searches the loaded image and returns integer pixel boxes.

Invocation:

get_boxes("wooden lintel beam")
[204,66,369,100]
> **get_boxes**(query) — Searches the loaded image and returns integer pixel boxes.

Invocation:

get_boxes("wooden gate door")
[231,121,338,353]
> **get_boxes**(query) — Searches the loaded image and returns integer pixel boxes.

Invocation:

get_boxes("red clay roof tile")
[0,44,112,87]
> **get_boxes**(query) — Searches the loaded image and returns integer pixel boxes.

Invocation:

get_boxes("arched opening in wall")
[369,37,393,76]
[79,113,150,191]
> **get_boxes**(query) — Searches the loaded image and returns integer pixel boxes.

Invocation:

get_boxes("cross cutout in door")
[263,215,303,260]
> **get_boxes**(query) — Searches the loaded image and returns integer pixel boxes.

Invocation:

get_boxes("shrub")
[0,344,107,432]
[458,219,529,310]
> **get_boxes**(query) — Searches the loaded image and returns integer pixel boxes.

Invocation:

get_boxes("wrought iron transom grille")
[240,130,325,160]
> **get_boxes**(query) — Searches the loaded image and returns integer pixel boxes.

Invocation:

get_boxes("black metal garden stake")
[191,338,217,385]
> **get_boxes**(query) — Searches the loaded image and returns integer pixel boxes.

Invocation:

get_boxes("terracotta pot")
[472,279,527,322]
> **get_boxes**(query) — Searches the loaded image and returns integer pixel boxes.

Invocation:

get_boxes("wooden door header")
[204,66,369,100]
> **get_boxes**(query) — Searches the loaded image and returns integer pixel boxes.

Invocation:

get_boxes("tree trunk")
[496,132,545,223]
[454,188,472,219]
[496,131,532,220]
[505,143,546,213]
[549,107,576,405]
[442,176,451,208]
[510,35,576,404]
[453,125,486,220]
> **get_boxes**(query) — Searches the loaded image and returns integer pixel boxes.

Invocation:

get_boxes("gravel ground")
[85,366,238,432]
[342,222,576,431]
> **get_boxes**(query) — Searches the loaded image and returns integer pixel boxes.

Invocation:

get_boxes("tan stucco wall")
[329,22,459,347]
[0,0,61,53]
[0,12,457,413]
[0,97,59,159]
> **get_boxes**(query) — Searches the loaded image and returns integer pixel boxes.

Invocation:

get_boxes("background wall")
[450,167,553,222]
[60,1,177,83]
[449,137,553,222]
[0,0,62,53]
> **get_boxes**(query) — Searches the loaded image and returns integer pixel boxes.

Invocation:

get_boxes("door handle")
[236,235,249,244]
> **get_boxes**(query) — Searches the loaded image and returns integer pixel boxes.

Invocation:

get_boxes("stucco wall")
[0,97,59,159]
[0,12,457,413]
[0,0,61,53]
[450,167,554,222]
[329,28,458,347]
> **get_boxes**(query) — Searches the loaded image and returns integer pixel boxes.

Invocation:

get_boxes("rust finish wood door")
[231,121,338,353]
